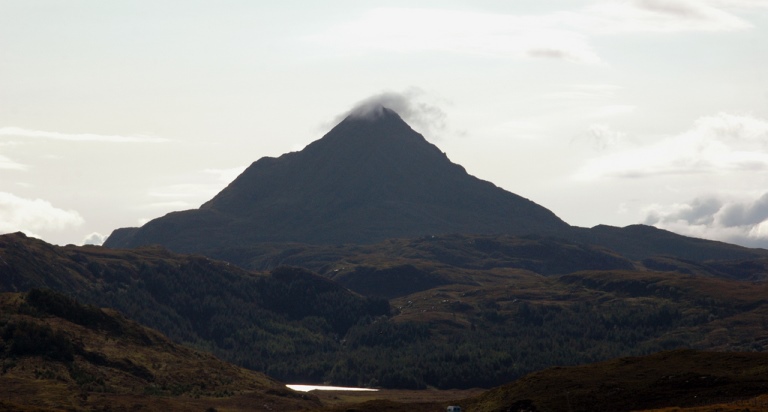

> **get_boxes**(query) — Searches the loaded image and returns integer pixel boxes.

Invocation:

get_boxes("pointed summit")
[346,102,397,120]
[105,108,569,252]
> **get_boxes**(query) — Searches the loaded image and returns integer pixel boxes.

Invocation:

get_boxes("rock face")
[105,107,569,252]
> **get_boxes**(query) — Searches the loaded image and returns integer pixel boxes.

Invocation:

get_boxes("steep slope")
[105,107,569,252]
[0,289,319,411]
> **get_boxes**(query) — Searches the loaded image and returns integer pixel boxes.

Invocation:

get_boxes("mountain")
[104,107,569,252]
[104,107,768,265]
[0,288,319,411]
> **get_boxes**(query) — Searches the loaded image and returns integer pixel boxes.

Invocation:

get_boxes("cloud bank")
[82,232,108,246]
[574,112,768,248]
[645,193,768,248]
[0,192,84,238]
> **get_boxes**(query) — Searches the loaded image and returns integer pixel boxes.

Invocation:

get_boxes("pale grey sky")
[2,0,768,248]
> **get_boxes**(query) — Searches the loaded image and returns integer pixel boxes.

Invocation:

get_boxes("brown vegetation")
[0,290,320,411]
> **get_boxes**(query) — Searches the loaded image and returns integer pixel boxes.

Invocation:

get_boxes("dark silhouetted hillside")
[104,107,768,266]
[105,108,569,252]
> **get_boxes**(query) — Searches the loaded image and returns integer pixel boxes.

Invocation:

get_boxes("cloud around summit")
[339,90,448,138]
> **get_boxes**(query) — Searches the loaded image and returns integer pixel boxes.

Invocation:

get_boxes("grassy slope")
[0,232,388,385]
[464,349,768,412]
[0,291,320,411]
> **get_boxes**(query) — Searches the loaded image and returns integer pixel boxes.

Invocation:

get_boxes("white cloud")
[83,232,107,246]
[0,192,84,236]
[644,193,768,248]
[0,126,170,143]
[340,89,448,138]
[0,153,27,170]
[574,113,768,179]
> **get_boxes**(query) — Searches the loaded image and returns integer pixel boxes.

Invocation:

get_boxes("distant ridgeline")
[104,107,768,264]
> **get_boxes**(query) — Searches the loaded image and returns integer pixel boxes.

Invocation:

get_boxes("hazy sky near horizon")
[2,0,768,248]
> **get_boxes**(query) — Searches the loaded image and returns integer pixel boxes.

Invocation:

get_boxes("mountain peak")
[304,105,431,157]
[346,103,398,120]
[104,109,569,251]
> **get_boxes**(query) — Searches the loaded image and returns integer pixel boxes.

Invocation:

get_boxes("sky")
[2,0,768,248]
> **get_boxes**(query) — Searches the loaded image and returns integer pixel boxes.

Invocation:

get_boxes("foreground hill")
[0,232,389,385]
[310,350,768,412]
[465,349,768,412]
[0,289,319,411]
[9,289,765,412]
[5,232,768,390]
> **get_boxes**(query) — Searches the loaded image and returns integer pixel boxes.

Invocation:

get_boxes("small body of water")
[286,384,379,392]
